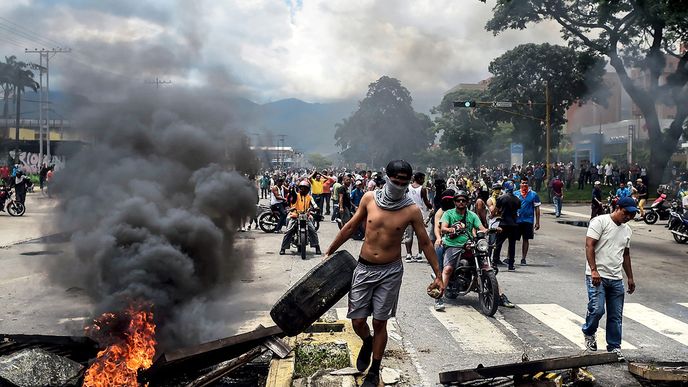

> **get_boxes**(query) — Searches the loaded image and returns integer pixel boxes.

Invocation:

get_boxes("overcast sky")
[0,0,564,112]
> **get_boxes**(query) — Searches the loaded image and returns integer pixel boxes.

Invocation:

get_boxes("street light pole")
[545,82,551,181]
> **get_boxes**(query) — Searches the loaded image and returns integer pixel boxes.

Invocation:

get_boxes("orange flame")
[83,306,156,387]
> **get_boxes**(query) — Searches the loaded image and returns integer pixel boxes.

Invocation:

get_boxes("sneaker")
[414,254,425,262]
[434,298,445,311]
[609,347,624,361]
[508,265,516,272]
[315,247,322,255]
[499,294,515,308]
[520,259,527,266]
[279,249,286,255]
[584,334,597,351]
[356,336,374,372]
[405,254,414,263]
[361,372,380,387]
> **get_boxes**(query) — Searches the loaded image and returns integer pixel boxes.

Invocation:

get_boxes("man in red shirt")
[551,176,564,218]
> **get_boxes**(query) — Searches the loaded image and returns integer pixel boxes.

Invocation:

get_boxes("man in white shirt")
[582,197,636,359]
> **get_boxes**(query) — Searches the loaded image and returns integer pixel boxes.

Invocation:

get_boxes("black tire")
[478,271,499,317]
[644,211,658,225]
[258,212,279,233]
[673,226,688,244]
[299,230,307,260]
[270,250,358,336]
[7,201,25,217]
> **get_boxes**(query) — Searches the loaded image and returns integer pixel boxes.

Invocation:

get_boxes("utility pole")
[545,82,551,182]
[25,48,71,165]
[144,77,172,88]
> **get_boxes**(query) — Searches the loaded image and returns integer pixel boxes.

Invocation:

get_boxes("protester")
[514,178,541,266]
[323,160,443,387]
[404,172,433,262]
[582,197,636,360]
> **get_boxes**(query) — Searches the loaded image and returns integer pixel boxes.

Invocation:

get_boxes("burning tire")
[270,250,357,336]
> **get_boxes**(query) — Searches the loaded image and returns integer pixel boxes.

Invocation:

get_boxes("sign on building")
[510,143,524,166]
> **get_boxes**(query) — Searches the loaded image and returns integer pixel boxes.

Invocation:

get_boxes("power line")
[144,77,172,88]
[0,16,66,48]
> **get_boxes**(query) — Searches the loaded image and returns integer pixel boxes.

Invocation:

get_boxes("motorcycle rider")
[439,190,488,303]
[279,180,322,255]
[270,177,288,232]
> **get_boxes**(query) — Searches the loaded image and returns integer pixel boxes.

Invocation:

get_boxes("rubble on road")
[0,348,83,387]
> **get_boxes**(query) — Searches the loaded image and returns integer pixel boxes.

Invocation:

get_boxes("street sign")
[492,101,513,108]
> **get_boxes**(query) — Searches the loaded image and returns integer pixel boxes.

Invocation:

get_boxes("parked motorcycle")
[644,194,678,224]
[258,204,280,233]
[603,191,618,214]
[433,228,499,316]
[0,186,25,216]
[667,209,688,244]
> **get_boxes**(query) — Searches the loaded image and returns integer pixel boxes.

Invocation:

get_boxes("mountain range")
[13,91,356,155]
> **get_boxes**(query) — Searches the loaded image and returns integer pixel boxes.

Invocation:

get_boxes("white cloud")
[0,0,565,108]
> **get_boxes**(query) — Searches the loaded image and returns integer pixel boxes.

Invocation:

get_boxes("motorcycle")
[433,228,500,317]
[603,191,618,214]
[259,204,322,233]
[0,186,25,216]
[290,209,321,259]
[644,194,678,224]
[667,209,688,244]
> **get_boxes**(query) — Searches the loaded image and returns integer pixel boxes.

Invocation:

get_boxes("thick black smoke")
[48,88,259,348]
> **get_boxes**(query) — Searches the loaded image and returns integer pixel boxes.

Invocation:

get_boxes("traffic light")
[453,100,476,108]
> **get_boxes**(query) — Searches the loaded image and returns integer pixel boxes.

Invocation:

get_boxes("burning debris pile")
[82,305,156,386]
[42,88,259,384]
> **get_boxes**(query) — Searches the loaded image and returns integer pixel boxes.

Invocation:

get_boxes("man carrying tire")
[324,160,444,387]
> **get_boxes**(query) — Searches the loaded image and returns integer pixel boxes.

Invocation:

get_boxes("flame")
[83,305,156,387]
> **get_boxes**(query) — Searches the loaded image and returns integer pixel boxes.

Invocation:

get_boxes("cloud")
[0,0,565,108]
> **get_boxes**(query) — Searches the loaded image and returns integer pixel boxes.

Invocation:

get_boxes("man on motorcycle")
[440,190,488,299]
[279,180,322,255]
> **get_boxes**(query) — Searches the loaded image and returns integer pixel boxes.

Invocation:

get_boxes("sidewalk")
[0,192,58,248]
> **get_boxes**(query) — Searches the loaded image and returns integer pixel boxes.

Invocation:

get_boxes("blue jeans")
[435,244,445,274]
[553,196,563,217]
[581,276,625,351]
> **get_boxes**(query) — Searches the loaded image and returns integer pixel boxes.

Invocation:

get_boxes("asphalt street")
[1,194,687,386]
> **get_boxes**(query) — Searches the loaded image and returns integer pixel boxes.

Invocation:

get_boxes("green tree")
[334,76,434,167]
[433,89,496,167]
[0,55,39,160]
[486,43,607,161]
[484,0,688,188]
[307,153,333,170]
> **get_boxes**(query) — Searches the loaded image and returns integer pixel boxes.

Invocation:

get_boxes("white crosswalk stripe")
[518,304,636,350]
[429,306,518,354]
[623,303,688,347]
[679,303,688,310]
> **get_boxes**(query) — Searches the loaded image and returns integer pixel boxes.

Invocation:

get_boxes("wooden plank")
[184,346,266,387]
[439,352,618,384]
[628,362,688,382]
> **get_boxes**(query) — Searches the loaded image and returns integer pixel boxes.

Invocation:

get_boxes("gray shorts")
[443,247,464,269]
[347,258,404,321]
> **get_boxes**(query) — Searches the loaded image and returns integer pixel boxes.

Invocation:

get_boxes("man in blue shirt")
[615,182,630,199]
[514,178,541,267]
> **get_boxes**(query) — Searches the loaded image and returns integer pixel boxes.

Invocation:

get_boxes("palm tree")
[0,56,39,162]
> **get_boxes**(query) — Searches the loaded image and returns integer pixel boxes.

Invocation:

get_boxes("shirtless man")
[324,160,444,387]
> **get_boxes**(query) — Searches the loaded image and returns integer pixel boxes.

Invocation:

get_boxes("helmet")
[491,183,502,190]
[298,180,310,187]
[454,190,469,200]
[503,181,515,192]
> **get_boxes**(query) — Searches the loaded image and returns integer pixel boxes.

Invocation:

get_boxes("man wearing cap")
[591,181,604,219]
[582,196,636,359]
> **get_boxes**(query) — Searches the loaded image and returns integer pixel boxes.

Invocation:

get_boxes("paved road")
[1,197,687,386]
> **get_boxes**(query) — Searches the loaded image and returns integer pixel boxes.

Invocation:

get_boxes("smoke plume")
[47,87,259,348]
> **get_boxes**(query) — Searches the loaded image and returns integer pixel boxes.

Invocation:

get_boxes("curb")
[266,319,363,387]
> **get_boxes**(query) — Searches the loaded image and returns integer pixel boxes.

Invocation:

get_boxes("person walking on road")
[635,178,648,220]
[591,181,605,219]
[582,197,636,359]
[551,175,564,218]
[404,172,433,262]
[514,178,541,266]
[324,160,444,387]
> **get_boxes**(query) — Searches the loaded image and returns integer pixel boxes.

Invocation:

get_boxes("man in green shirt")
[439,190,487,295]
